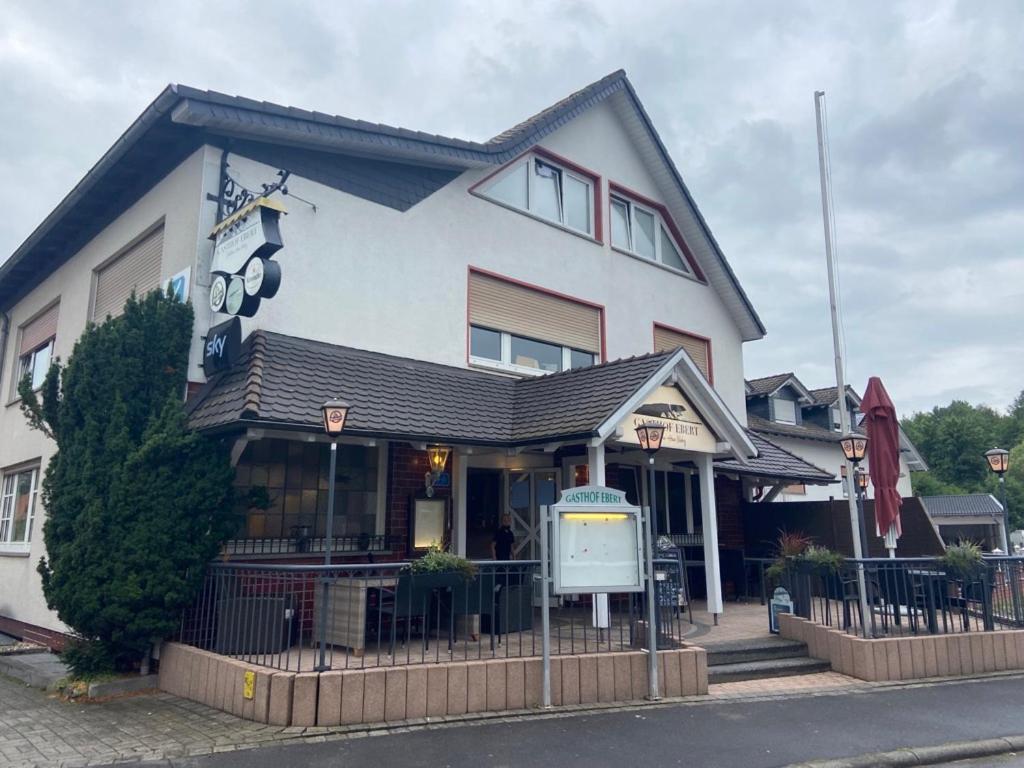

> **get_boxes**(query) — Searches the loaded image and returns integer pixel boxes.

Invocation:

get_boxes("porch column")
[697,453,723,617]
[454,451,468,557]
[684,471,694,534]
[587,444,606,485]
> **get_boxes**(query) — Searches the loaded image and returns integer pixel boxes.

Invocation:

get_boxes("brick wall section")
[158,641,708,726]
[714,476,745,550]
[387,443,452,558]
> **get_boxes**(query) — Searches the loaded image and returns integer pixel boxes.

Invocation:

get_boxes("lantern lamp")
[856,468,870,491]
[839,432,868,465]
[985,447,1010,475]
[321,398,350,437]
[426,445,451,474]
[635,422,666,455]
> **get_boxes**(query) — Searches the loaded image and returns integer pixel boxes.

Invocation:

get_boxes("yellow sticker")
[243,670,255,700]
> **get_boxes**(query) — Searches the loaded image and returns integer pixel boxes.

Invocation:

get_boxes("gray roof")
[745,373,796,397]
[187,331,672,447]
[1,72,765,341]
[920,494,1003,519]
[746,414,843,444]
[807,385,860,407]
[714,432,835,484]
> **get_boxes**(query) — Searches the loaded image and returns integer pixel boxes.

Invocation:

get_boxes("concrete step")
[706,637,810,666]
[708,656,832,684]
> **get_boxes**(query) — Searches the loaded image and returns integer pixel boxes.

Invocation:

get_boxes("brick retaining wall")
[158,642,708,726]
[779,613,1024,682]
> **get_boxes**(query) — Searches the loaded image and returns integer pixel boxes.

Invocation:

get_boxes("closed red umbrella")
[861,377,903,549]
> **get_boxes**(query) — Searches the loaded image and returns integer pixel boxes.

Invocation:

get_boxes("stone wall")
[779,614,1024,682]
[157,642,708,726]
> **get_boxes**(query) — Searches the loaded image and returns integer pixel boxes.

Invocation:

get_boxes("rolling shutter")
[468,271,601,354]
[19,304,59,355]
[92,227,163,322]
[654,325,711,380]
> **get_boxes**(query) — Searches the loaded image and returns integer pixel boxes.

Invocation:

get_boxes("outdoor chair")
[378,573,438,654]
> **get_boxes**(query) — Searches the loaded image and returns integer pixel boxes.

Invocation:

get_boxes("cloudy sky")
[2,0,1021,417]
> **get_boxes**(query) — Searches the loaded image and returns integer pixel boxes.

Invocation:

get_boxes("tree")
[20,291,236,674]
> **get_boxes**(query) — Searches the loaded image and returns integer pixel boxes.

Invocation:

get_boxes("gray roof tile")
[920,494,1003,518]
[715,432,835,483]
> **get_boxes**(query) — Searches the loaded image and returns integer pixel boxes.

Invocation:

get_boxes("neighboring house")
[919,494,1005,551]
[745,373,927,504]
[0,70,835,645]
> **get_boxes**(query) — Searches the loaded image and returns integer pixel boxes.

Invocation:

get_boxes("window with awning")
[92,226,163,322]
[653,324,711,381]
[16,303,59,392]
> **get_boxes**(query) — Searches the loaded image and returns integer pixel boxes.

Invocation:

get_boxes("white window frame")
[17,338,54,394]
[609,194,693,276]
[469,325,597,376]
[0,466,39,554]
[478,154,595,237]
[772,397,798,425]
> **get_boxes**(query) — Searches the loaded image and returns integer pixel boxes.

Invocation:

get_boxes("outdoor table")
[908,569,946,634]
[314,575,397,655]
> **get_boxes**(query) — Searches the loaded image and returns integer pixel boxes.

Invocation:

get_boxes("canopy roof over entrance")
[187,332,834,487]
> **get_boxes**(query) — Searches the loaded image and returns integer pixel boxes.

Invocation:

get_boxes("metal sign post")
[642,505,659,700]
[539,504,552,709]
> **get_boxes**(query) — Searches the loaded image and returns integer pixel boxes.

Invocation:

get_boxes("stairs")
[706,636,831,684]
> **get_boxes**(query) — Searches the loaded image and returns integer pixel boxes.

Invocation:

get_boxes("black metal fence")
[786,556,1024,638]
[178,559,690,671]
[220,534,394,557]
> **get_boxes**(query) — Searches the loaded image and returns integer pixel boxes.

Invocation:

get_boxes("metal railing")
[178,559,690,671]
[220,534,394,557]
[788,556,1024,638]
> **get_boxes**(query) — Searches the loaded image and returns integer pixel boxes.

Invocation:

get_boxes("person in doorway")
[491,514,515,560]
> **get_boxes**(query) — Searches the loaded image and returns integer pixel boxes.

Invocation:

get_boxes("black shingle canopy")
[186,331,835,485]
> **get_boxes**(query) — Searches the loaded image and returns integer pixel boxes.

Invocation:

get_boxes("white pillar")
[587,444,606,486]
[454,451,468,557]
[587,444,609,629]
[697,453,723,616]
[684,471,695,534]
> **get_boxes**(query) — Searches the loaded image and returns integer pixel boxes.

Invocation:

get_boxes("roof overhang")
[595,348,757,463]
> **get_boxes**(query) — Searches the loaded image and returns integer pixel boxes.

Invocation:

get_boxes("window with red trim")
[610,193,691,275]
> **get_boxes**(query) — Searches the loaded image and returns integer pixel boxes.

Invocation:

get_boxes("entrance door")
[507,469,559,560]
[466,468,502,560]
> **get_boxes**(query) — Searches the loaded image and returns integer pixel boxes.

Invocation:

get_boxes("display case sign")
[769,586,794,634]
[617,385,718,454]
[208,197,285,318]
[549,485,644,595]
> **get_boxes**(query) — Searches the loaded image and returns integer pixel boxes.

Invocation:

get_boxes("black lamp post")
[854,468,871,558]
[315,397,349,671]
[635,421,665,700]
[984,447,1011,553]
[839,432,870,555]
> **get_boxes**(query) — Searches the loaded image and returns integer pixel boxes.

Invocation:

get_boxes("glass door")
[506,469,559,560]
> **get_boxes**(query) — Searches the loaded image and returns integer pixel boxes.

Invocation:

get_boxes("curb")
[787,734,1024,767]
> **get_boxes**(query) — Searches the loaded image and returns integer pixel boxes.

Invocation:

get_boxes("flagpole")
[814,91,872,635]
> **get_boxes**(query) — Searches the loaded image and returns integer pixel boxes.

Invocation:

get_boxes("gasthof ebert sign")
[549,485,644,595]
[617,385,718,454]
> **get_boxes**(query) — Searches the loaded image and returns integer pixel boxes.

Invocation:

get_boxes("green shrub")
[802,545,845,573]
[406,546,477,581]
[940,541,983,576]
[60,636,116,679]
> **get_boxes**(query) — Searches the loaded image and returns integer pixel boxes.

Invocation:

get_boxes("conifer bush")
[20,291,237,675]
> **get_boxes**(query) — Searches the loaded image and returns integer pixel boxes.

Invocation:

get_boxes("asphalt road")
[115,676,1024,768]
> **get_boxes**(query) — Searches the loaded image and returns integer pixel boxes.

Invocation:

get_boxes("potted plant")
[940,541,983,578]
[801,544,846,601]
[763,531,812,617]
[404,545,477,589]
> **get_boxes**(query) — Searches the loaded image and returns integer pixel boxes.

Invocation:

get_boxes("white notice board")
[549,486,644,594]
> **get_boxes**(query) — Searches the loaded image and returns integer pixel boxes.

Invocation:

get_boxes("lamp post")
[635,421,665,700]
[984,447,1011,554]
[838,432,872,632]
[315,397,349,671]
[854,468,871,559]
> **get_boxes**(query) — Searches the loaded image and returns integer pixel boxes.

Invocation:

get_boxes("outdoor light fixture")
[635,422,666,455]
[856,468,870,491]
[839,432,868,465]
[426,445,451,474]
[985,447,1012,555]
[423,445,452,498]
[316,396,350,671]
[321,398,350,437]
[634,420,663,700]
[985,447,1010,475]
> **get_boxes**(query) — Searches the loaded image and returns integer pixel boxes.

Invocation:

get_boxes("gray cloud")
[1,0,1021,418]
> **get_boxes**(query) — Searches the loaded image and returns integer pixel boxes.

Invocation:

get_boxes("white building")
[0,71,835,646]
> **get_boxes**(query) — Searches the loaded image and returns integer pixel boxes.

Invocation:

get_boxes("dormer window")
[609,194,690,274]
[772,397,797,425]
[478,154,595,237]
